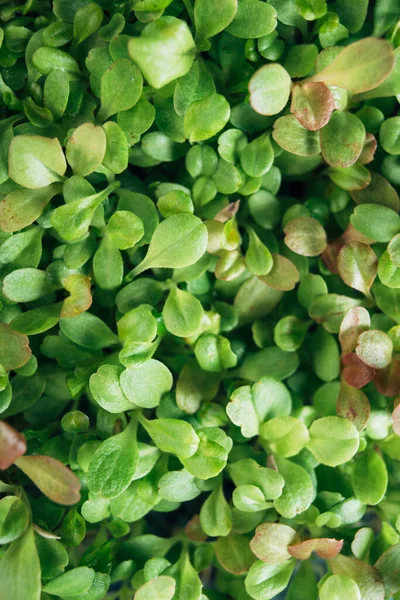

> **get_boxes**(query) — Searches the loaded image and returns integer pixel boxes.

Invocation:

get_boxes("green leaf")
[120,360,173,408]
[337,242,378,295]
[273,115,321,156]
[226,0,277,38]
[249,64,292,116]
[319,575,361,600]
[215,532,255,574]
[274,457,314,519]
[286,562,318,600]
[3,267,56,302]
[350,203,400,243]
[228,458,284,500]
[0,323,31,370]
[15,455,81,505]
[245,560,295,600]
[90,364,134,413]
[158,469,201,502]
[98,59,143,122]
[195,333,237,372]
[128,17,195,89]
[66,123,107,176]
[352,449,388,506]
[93,235,123,290]
[174,59,216,117]
[351,172,399,212]
[245,227,273,276]
[59,311,119,349]
[307,37,395,94]
[0,527,41,600]
[51,181,119,242]
[42,566,95,597]
[8,135,66,189]
[274,316,310,352]
[32,46,80,76]
[320,111,366,168]
[194,0,237,40]
[0,183,61,232]
[163,286,203,337]
[180,427,232,479]
[139,416,200,458]
[0,496,29,544]
[375,543,400,596]
[200,485,232,537]
[102,121,129,174]
[260,416,310,458]
[166,550,202,600]
[184,93,230,143]
[73,3,103,46]
[226,377,291,437]
[87,419,138,499]
[238,347,299,381]
[307,416,359,467]
[107,210,144,249]
[134,576,176,600]
[43,69,69,120]
[129,213,208,278]
[240,133,273,177]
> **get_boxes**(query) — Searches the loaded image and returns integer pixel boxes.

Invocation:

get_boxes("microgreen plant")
[0,1,400,599]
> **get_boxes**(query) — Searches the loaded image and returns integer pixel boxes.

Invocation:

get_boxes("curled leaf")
[288,538,343,560]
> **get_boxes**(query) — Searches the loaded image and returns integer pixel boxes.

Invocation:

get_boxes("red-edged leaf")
[290,82,335,131]
[374,360,400,397]
[250,523,298,564]
[215,201,240,223]
[342,353,375,388]
[0,421,26,470]
[260,254,299,291]
[342,224,375,245]
[339,307,371,355]
[322,242,341,274]
[337,379,370,431]
[0,323,31,371]
[14,455,81,505]
[288,538,343,560]
[358,133,377,165]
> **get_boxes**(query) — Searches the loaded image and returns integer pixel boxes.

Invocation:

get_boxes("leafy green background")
[0,0,400,599]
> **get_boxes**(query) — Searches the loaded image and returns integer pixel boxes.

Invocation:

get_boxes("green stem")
[182,0,194,22]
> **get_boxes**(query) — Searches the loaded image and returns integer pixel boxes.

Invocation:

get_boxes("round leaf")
[249,64,291,116]
[307,416,359,467]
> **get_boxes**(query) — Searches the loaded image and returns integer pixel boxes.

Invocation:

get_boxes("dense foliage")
[0,0,400,598]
